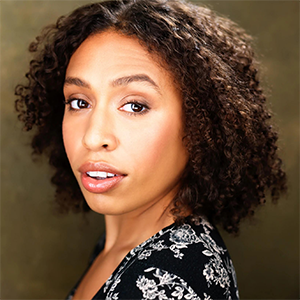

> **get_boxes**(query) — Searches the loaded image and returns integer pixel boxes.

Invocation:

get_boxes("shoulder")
[100,218,239,300]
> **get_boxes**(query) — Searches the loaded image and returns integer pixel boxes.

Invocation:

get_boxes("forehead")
[66,31,177,92]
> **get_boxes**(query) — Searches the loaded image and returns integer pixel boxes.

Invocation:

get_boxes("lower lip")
[81,173,125,193]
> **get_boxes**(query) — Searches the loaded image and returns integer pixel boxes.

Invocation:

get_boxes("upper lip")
[79,162,126,176]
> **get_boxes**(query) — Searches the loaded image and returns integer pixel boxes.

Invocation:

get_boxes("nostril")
[102,144,109,148]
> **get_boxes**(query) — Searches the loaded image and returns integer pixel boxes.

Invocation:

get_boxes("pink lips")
[79,162,126,193]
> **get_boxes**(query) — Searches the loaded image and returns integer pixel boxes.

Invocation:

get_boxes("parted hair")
[15,0,286,234]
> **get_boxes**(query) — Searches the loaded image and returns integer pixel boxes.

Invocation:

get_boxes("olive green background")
[1,0,299,299]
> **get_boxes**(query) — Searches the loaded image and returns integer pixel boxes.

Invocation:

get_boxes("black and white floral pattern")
[136,267,200,300]
[66,218,239,300]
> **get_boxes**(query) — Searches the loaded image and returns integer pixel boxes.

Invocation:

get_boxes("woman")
[15,0,286,299]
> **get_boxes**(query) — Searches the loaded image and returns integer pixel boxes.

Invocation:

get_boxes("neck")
[103,200,175,254]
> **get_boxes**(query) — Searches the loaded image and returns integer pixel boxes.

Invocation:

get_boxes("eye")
[121,102,148,114]
[66,99,90,110]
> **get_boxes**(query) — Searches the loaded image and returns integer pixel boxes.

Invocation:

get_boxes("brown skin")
[63,31,188,219]
[64,32,188,299]
[15,0,286,235]
[73,246,128,300]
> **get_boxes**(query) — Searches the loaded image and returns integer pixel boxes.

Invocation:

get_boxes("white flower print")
[169,224,199,246]
[203,264,214,282]
[137,275,150,290]
[136,268,201,300]
[104,274,113,293]
[95,221,238,300]
[138,249,153,260]
[145,281,159,299]
[171,286,184,299]
[203,293,212,300]
[111,278,121,290]
[203,256,231,294]
[199,218,214,234]
[225,258,238,289]
[137,240,169,260]
[136,276,159,299]
[150,240,168,251]
[106,292,119,300]
[169,224,201,259]
[200,233,225,255]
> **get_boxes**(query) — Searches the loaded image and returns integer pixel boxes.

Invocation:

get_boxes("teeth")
[87,171,116,179]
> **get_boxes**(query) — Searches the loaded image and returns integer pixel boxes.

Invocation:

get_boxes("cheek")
[123,114,187,171]
[145,126,176,161]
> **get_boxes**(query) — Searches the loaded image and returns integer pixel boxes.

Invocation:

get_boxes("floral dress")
[66,218,239,300]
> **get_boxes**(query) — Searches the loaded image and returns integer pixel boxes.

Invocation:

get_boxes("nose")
[82,108,118,152]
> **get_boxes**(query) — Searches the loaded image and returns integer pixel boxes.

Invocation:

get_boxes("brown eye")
[69,99,90,110]
[121,102,148,114]
[131,103,143,112]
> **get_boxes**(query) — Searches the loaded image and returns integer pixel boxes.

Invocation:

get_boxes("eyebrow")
[112,74,161,94]
[64,77,90,89]
[64,74,161,94]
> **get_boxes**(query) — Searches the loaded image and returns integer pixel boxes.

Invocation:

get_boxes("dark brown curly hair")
[15,0,286,234]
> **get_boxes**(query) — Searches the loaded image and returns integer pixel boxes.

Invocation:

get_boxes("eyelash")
[64,98,150,115]
[121,100,150,116]
[64,98,90,111]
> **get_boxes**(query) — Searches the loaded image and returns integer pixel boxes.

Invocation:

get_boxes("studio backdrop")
[1,1,299,299]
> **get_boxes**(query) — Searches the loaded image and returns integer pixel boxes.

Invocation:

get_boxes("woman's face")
[62,31,188,217]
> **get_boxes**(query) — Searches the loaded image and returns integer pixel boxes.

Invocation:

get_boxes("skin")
[62,31,188,299]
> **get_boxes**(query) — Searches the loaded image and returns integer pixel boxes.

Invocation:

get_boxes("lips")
[79,162,126,193]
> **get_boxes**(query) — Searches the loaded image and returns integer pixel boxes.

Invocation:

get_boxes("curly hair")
[15,0,286,234]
